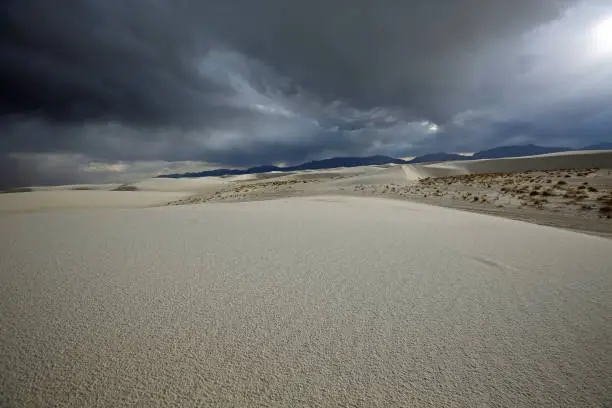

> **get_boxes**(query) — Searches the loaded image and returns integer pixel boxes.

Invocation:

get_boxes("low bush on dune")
[112,184,139,191]
[1,187,33,193]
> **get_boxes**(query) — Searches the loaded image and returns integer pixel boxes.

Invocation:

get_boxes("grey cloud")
[3,0,610,188]
[2,0,579,124]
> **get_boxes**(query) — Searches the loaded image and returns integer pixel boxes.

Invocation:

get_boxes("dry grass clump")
[1,187,33,193]
[564,188,577,198]
[113,184,140,191]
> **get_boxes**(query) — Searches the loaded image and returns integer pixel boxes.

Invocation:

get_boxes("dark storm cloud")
[2,0,609,187]
[1,0,577,124]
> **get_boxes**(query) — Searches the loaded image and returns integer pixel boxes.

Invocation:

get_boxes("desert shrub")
[600,206,612,214]
[1,187,33,193]
[587,186,598,192]
[556,180,567,185]
[71,186,97,191]
[113,184,139,191]
[529,190,539,196]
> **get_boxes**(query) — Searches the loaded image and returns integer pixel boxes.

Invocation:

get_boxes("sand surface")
[167,151,612,237]
[0,191,190,214]
[1,196,612,407]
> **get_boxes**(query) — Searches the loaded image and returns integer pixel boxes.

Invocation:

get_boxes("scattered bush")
[113,184,139,192]
[600,206,612,214]
[587,186,598,192]
[1,187,33,194]
[556,180,567,185]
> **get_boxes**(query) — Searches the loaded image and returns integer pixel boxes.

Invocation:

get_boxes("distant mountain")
[407,152,469,164]
[289,155,405,171]
[472,144,572,160]
[578,142,612,151]
[158,143,612,179]
[162,168,245,178]
[158,155,406,179]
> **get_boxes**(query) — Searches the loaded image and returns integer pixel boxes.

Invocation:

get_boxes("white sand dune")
[329,150,612,188]
[28,183,123,191]
[327,165,418,187]
[1,196,611,407]
[0,190,189,213]
[426,149,612,175]
[133,177,228,192]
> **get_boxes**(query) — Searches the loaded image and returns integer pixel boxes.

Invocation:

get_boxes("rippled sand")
[1,196,611,407]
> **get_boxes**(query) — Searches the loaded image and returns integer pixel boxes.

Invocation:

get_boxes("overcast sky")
[1,0,612,187]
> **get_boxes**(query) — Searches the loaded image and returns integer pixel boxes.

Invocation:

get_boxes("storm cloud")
[1,0,611,187]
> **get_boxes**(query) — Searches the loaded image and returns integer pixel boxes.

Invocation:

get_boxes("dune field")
[1,150,612,407]
[167,150,612,237]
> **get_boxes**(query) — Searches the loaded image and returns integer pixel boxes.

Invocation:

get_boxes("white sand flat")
[0,190,190,213]
[1,196,611,407]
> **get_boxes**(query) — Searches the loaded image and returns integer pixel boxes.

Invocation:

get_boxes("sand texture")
[2,196,612,407]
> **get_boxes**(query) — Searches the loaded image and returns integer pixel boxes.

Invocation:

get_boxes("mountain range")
[158,143,612,179]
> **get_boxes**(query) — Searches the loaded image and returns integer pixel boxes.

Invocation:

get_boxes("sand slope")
[0,190,189,213]
[324,150,612,189]
[425,149,612,176]
[1,196,611,407]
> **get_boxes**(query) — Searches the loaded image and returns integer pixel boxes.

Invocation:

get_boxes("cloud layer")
[1,0,611,187]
